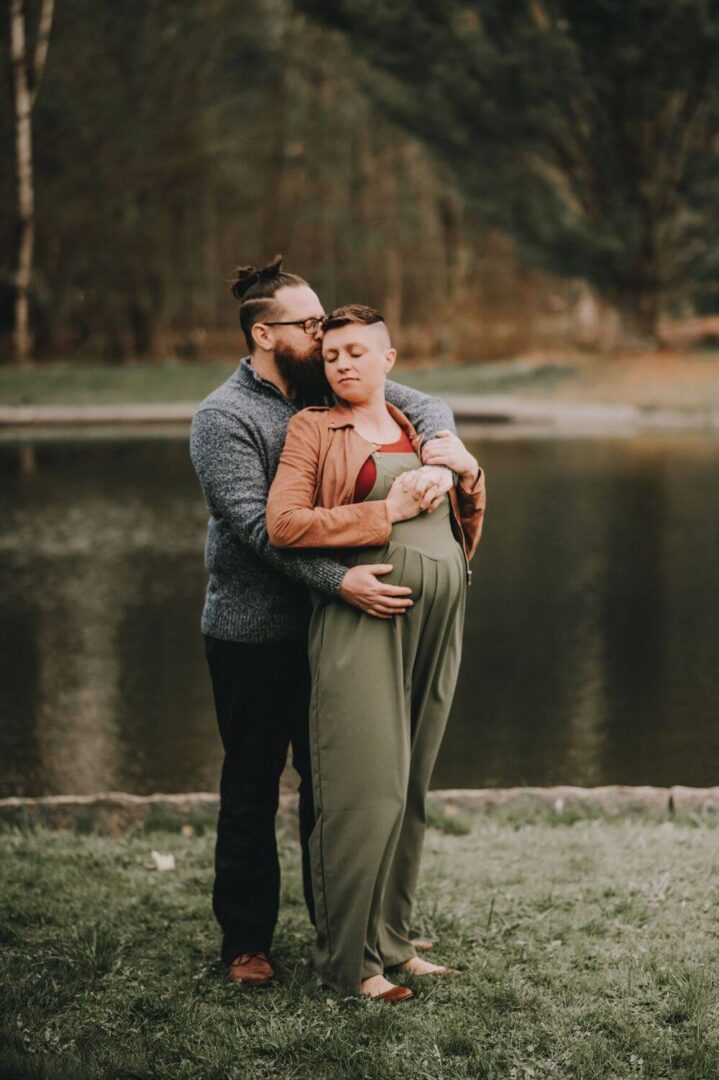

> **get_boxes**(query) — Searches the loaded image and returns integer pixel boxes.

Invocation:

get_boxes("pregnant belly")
[342,536,465,596]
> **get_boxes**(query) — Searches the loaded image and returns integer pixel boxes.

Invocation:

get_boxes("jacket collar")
[236,357,293,402]
[327,398,421,448]
[237,357,264,388]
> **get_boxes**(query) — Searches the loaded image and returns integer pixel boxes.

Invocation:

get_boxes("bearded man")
[190,256,461,985]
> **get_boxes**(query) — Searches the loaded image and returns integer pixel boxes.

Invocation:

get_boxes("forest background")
[3,0,719,368]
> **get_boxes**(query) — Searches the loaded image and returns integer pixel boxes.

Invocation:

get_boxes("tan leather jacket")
[266,401,486,566]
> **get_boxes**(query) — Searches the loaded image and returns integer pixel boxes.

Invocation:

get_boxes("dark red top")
[353,430,415,502]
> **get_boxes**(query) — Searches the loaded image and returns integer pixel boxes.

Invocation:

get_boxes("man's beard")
[274,343,330,404]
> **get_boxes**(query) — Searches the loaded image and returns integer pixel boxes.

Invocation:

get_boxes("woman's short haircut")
[321,304,385,333]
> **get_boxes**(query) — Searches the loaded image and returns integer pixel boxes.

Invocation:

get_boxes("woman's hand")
[400,465,453,511]
[386,465,453,520]
[386,473,424,522]
[421,431,480,489]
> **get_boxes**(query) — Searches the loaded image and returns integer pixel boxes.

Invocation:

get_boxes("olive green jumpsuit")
[307,449,468,994]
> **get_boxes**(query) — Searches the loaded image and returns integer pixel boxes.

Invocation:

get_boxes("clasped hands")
[339,431,480,618]
[386,430,480,523]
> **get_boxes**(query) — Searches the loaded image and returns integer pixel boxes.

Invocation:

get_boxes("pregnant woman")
[267,305,486,1001]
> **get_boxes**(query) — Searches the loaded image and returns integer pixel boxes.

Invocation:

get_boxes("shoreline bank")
[3,785,718,832]
[2,394,719,434]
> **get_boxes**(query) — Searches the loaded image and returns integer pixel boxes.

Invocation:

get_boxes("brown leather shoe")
[228,951,274,984]
[374,985,414,1003]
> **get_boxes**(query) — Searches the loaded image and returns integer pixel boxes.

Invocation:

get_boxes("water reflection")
[438,434,719,789]
[0,439,217,796]
[0,431,717,796]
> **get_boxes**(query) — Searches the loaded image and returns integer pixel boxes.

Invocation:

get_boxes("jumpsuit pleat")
[307,451,467,993]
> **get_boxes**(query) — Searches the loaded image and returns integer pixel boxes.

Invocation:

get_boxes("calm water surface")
[1,428,717,796]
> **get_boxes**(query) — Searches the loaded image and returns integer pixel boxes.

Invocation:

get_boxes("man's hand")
[399,465,454,511]
[340,564,413,619]
[421,431,479,489]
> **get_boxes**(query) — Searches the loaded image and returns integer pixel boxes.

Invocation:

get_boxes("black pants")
[204,635,315,965]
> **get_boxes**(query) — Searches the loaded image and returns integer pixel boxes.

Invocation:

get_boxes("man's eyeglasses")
[263,317,324,336]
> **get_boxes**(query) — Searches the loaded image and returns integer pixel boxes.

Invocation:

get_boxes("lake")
[1,427,717,797]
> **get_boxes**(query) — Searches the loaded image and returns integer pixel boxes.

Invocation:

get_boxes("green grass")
[0,362,239,407]
[399,358,578,397]
[3,353,719,411]
[0,358,576,407]
[2,818,718,1079]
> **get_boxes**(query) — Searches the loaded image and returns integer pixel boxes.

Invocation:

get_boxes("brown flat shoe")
[228,951,274,984]
[375,985,414,1003]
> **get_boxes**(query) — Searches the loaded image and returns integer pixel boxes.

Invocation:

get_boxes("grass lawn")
[2,817,718,1079]
[0,362,240,408]
[2,350,719,411]
[0,358,571,407]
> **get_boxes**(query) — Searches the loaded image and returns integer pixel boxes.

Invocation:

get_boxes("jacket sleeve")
[384,380,456,439]
[266,411,393,549]
[454,466,487,560]
[190,407,347,595]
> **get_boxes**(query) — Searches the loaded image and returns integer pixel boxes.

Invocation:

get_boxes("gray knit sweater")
[189,358,456,643]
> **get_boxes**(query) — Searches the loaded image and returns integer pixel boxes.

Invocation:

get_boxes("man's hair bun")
[230,255,308,350]
[231,254,284,300]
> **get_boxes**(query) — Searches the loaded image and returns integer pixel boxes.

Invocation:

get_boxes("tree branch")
[29,0,55,108]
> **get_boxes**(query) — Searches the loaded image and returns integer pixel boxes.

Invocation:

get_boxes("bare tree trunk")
[378,131,402,333]
[437,189,470,358]
[9,0,55,366]
[384,244,402,333]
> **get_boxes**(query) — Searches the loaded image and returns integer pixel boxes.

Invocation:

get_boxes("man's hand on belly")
[400,465,453,512]
[340,564,414,620]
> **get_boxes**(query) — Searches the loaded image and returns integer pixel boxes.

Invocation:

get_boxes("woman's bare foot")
[401,956,460,976]
[361,974,402,997]
[410,939,435,953]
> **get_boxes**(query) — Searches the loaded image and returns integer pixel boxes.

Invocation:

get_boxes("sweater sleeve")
[190,407,347,596]
[384,380,457,439]
[266,411,393,549]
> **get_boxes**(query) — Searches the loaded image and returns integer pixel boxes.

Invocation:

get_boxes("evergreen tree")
[294,0,719,342]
